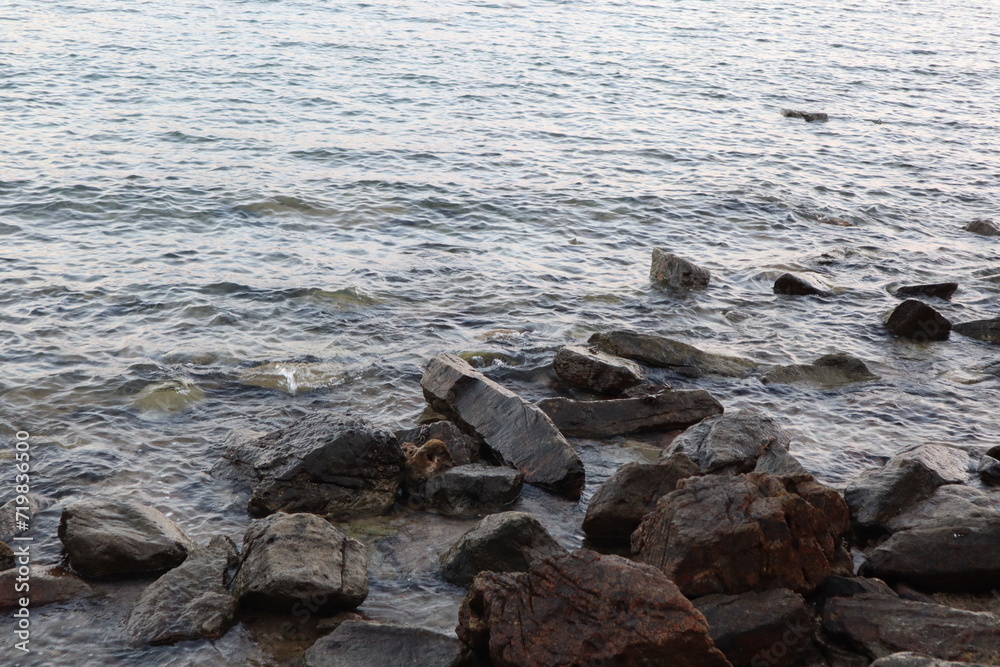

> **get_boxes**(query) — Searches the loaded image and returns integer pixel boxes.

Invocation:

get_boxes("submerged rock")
[214,414,405,519]
[964,218,1000,237]
[954,317,1000,344]
[126,535,239,645]
[440,511,566,586]
[892,283,958,300]
[552,344,644,395]
[457,549,731,667]
[782,109,829,122]
[650,248,711,290]
[132,379,205,412]
[59,498,195,578]
[537,389,723,438]
[632,473,851,597]
[762,353,878,386]
[239,361,341,395]
[303,620,463,667]
[232,512,367,612]
[773,272,831,297]
[589,330,755,378]
[421,354,584,499]
[0,566,93,609]
[396,421,480,465]
[885,300,951,341]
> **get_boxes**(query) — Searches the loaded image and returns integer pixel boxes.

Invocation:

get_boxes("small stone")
[885,300,951,341]
[782,109,829,122]
[979,445,1000,485]
[303,620,463,667]
[552,345,644,395]
[892,283,958,300]
[954,317,1000,344]
[650,248,711,290]
[773,273,831,296]
[964,218,1000,237]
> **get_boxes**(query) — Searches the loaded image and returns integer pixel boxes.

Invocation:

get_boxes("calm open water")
[1,0,999,664]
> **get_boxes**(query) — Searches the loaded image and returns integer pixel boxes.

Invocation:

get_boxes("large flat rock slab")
[589,330,754,378]
[537,390,722,438]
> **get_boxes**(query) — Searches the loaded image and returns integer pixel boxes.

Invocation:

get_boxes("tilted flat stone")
[954,317,1000,344]
[232,512,367,612]
[552,344,644,395]
[537,390,723,438]
[303,620,463,667]
[892,283,958,300]
[0,566,93,609]
[761,353,878,386]
[650,248,711,290]
[885,300,951,341]
[773,273,831,297]
[59,499,195,578]
[589,330,754,378]
[421,354,584,499]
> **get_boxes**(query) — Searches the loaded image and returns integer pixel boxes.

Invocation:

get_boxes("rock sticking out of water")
[892,282,958,300]
[536,390,723,439]
[552,344,645,395]
[954,317,1000,344]
[781,109,829,122]
[420,353,585,499]
[761,352,878,386]
[773,272,831,297]
[649,248,711,290]
[303,620,464,667]
[885,299,951,341]
[978,445,1000,485]
[132,379,206,412]
[421,464,524,516]
[0,566,93,609]
[963,218,1000,236]
[589,330,755,378]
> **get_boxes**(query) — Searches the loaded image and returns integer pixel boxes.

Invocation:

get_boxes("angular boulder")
[0,566,93,609]
[954,317,1000,344]
[892,283,958,301]
[303,620,463,667]
[589,330,754,378]
[885,300,951,341]
[421,464,523,515]
[632,473,851,597]
[215,415,405,518]
[978,445,1000,485]
[650,248,711,290]
[126,535,239,645]
[440,511,566,586]
[421,354,584,499]
[552,344,645,395]
[964,218,1000,236]
[232,512,367,612]
[773,273,831,297]
[396,420,480,465]
[457,549,731,667]
[761,353,878,386]
[582,453,700,544]
[537,389,723,438]
[59,499,195,578]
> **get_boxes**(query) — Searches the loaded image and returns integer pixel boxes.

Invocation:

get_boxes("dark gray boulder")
[214,415,405,519]
[978,445,1000,485]
[762,353,878,386]
[440,511,566,586]
[872,654,994,667]
[0,566,93,609]
[885,300,951,341]
[232,512,367,612]
[552,344,645,395]
[582,453,700,544]
[810,574,897,613]
[125,535,239,645]
[421,354,585,499]
[773,273,831,297]
[303,620,463,667]
[58,499,195,578]
[954,317,1000,344]
[396,421,480,466]
[421,464,523,515]
[589,330,755,378]
[782,109,829,122]
[964,218,1000,236]
[537,390,723,439]
[650,248,711,290]
[892,283,958,301]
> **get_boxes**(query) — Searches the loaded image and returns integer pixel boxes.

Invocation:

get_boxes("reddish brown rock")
[0,566,93,609]
[632,473,850,597]
[457,549,732,667]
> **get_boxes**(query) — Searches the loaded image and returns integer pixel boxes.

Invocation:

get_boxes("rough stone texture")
[632,473,851,597]
[885,300,951,341]
[440,511,566,586]
[126,535,239,645]
[892,283,958,301]
[457,549,732,667]
[421,354,585,499]
[396,421,480,465]
[782,109,829,122]
[659,409,803,475]
[823,593,1000,663]
[811,575,897,612]
[0,566,93,608]
[872,654,995,667]
[881,484,995,534]
[964,218,1000,236]
[421,464,523,515]
[232,512,368,612]
[954,317,1000,344]
[693,589,816,667]
[215,415,405,519]
[59,499,195,578]
[552,344,645,395]
[0,542,13,571]
[303,620,463,667]
[537,390,723,439]
[762,353,878,387]
[0,494,49,543]
[979,445,1000,485]
[582,454,700,544]
[590,330,754,378]
[650,248,711,290]
[773,273,831,297]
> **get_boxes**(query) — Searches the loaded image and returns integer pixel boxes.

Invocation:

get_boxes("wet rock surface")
[421,353,585,499]
[537,389,723,438]
[590,330,755,378]
[303,620,464,667]
[782,109,829,122]
[964,218,1000,236]
[650,248,711,290]
[421,463,523,515]
[762,353,878,386]
[552,344,645,394]
[954,316,1000,344]
[891,283,958,300]
[978,445,1000,485]
[885,300,951,341]
[0,565,93,609]
[58,498,196,578]
[214,414,406,519]
[773,272,831,296]
[457,549,731,667]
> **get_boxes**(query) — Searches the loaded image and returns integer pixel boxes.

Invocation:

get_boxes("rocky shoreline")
[3,246,1000,666]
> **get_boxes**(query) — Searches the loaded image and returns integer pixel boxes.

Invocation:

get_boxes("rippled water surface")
[1,0,999,664]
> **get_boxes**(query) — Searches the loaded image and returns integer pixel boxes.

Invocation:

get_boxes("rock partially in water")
[963,218,1000,237]
[458,549,731,667]
[232,513,368,612]
[582,453,700,544]
[552,344,645,395]
[822,594,1000,663]
[440,511,566,586]
[885,300,951,341]
[0,542,13,571]
[891,283,958,301]
[421,354,585,499]
[303,620,464,667]
[650,248,711,290]
[396,421,480,465]
[126,535,239,645]
[58,498,195,578]
[214,414,405,519]
[537,390,723,439]
[0,566,93,609]
[132,379,206,412]
[762,353,878,387]
[632,473,851,597]
[954,317,1000,344]
[773,272,831,297]
[457,350,518,369]
[782,109,829,122]
[0,494,51,543]
[238,362,342,395]
[872,654,995,667]
[421,464,523,516]
[659,409,803,475]
[589,330,755,378]
[978,445,1000,485]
